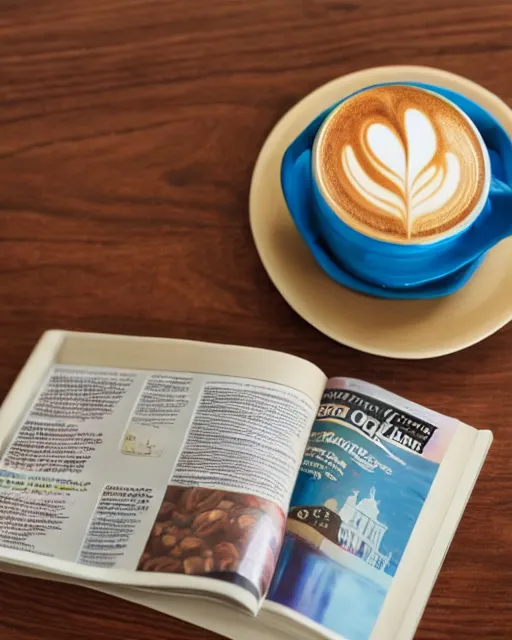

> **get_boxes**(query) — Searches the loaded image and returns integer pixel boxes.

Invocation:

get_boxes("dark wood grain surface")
[1,0,511,638]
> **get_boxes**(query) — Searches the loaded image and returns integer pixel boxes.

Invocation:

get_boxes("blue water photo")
[293,427,440,577]
[269,533,387,640]
[268,416,442,640]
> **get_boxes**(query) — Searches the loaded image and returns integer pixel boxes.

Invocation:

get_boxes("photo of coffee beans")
[137,485,285,595]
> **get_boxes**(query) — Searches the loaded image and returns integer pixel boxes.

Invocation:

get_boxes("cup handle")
[446,179,512,263]
[484,179,512,241]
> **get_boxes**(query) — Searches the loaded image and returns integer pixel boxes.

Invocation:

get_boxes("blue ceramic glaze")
[281,82,512,298]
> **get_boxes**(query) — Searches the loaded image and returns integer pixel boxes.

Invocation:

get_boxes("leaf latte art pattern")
[342,109,460,238]
[316,86,486,242]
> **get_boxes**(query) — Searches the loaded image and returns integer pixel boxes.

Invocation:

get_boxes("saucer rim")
[249,65,512,359]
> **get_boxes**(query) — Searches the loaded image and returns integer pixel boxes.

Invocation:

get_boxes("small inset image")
[138,485,286,596]
[120,426,164,457]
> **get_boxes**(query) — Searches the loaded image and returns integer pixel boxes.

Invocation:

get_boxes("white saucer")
[249,66,512,359]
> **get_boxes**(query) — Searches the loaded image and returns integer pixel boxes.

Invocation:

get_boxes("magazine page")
[0,331,326,613]
[265,378,467,640]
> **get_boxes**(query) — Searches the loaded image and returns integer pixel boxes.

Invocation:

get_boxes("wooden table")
[1,0,511,638]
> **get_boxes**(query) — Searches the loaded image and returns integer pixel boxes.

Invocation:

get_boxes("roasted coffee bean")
[192,509,228,537]
[229,512,259,538]
[161,533,178,549]
[142,556,183,572]
[172,510,193,527]
[237,514,258,532]
[195,491,224,513]
[163,523,179,535]
[156,558,184,573]
[179,487,225,514]
[180,536,205,556]
[163,525,191,542]
[180,488,212,512]
[142,556,165,571]
[183,556,206,575]
[148,533,166,555]
[217,500,235,511]
[214,541,239,571]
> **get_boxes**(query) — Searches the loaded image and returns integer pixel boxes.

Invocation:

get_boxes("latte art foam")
[314,85,487,242]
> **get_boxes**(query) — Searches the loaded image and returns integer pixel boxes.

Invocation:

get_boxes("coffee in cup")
[281,79,512,296]
[312,84,490,244]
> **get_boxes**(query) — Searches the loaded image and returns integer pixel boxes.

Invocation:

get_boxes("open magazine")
[0,331,492,640]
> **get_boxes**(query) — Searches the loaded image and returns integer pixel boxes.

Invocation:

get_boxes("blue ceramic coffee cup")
[281,82,512,295]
